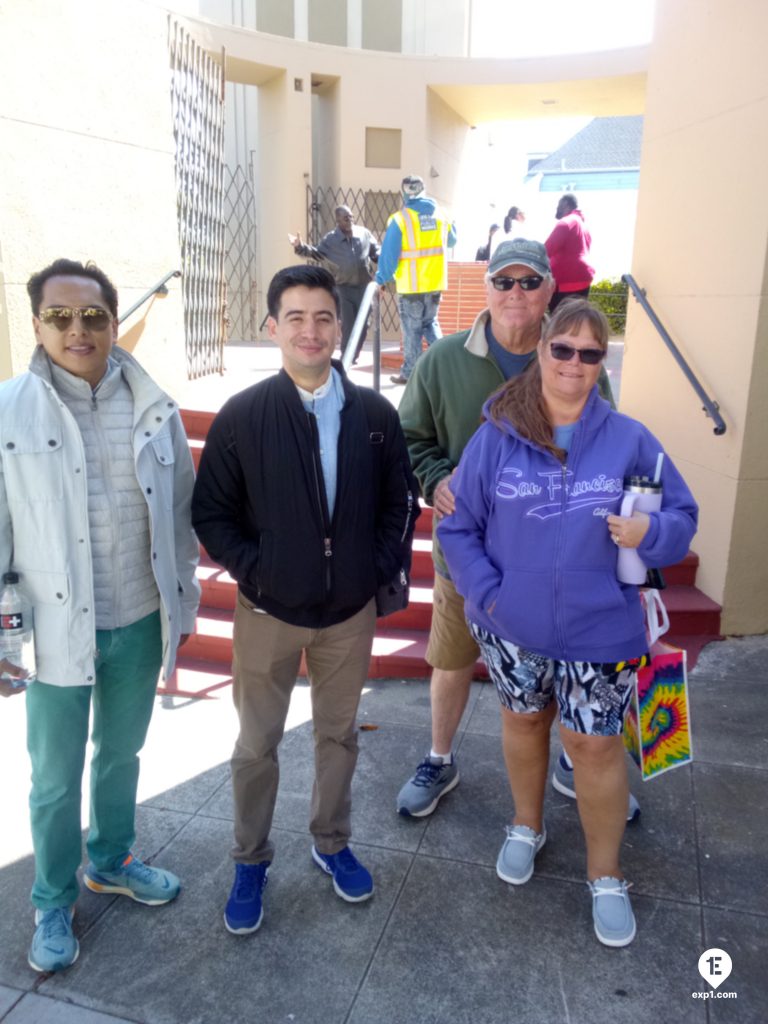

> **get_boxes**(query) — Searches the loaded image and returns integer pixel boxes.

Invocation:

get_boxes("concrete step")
[161,633,487,696]
[195,550,714,631]
[661,551,698,587]
[180,407,216,440]
[658,584,722,634]
[186,575,720,679]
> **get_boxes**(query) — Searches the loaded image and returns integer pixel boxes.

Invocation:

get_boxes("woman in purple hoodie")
[438,299,697,948]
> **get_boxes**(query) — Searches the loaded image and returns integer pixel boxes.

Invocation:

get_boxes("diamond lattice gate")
[169,20,226,377]
[223,163,258,342]
[306,185,401,336]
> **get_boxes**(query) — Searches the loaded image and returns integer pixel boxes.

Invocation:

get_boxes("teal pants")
[25,611,163,909]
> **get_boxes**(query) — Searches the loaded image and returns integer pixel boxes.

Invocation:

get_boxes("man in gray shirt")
[289,205,379,362]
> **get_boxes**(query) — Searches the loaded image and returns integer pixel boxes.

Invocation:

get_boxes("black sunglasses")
[549,342,605,365]
[39,306,113,332]
[490,274,543,292]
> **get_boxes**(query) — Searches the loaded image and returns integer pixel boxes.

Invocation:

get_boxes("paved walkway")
[1,635,766,1023]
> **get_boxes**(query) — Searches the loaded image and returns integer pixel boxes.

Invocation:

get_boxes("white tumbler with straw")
[617,454,664,585]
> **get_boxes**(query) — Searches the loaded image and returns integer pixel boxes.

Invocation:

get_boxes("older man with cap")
[376,174,457,385]
[394,239,636,824]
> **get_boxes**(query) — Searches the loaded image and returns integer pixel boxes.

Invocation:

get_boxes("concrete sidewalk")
[1,635,766,1024]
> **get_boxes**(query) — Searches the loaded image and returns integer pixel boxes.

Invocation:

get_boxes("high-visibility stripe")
[400,209,418,249]
[401,247,444,258]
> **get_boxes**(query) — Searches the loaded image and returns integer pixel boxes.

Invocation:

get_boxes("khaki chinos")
[230,590,377,864]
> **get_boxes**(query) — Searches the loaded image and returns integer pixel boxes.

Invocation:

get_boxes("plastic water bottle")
[0,571,36,690]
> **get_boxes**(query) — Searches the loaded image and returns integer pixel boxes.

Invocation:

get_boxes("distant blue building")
[525,115,643,193]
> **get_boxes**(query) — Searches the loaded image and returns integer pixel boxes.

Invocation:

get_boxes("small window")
[365,127,401,169]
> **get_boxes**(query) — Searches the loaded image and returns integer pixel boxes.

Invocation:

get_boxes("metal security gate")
[169,20,226,377]
[223,163,258,342]
[306,185,401,335]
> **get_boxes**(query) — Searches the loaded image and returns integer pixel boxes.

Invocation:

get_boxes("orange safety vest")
[390,206,449,294]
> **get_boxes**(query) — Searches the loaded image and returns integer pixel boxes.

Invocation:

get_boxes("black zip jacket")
[191,363,420,629]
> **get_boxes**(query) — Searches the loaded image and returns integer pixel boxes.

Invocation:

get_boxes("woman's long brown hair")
[487,299,609,462]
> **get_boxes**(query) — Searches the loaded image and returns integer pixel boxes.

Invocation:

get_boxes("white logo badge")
[698,948,732,990]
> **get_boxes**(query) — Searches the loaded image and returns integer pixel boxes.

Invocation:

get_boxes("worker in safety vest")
[376,175,456,385]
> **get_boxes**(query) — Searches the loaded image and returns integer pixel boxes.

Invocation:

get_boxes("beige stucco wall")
[621,0,768,633]
[0,0,188,396]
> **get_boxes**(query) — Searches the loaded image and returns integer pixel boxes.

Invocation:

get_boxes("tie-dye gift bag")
[623,639,693,780]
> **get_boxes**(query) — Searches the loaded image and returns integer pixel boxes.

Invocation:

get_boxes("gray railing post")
[342,281,381,391]
[372,288,381,393]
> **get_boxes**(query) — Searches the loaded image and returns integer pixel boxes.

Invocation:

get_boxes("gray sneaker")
[588,876,636,947]
[551,752,641,823]
[496,825,546,885]
[397,756,459,817]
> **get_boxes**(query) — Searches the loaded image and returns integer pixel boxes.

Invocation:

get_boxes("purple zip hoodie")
[438,388,698,662]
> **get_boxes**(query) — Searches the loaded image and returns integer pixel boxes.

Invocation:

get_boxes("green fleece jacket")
[398,308,614,576]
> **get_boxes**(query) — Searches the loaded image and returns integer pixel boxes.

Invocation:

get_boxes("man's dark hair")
[26,258,119,317]
[267,264,340,319]
[561,193,578,212]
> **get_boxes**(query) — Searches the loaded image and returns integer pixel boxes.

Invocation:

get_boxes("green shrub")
[590,278,628,334]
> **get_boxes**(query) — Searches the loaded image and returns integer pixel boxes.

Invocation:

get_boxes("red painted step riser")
[188,606,720,669]
[660,564,697,587]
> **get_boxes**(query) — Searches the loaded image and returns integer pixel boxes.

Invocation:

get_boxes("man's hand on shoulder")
[433,471,456,520]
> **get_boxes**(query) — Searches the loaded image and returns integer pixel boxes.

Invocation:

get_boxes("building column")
[621,0,768,633]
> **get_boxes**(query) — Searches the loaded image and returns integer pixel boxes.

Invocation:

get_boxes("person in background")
[376,174,457,386]
[489,206,527,255]
[289,205,379,363]
[192,264,418,935]
[0,258,200,973]
[438,299,697,947]
[544,193,595,312]
[475,223,500,262]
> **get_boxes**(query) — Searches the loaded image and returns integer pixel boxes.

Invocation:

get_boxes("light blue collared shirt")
[296,367,345,520]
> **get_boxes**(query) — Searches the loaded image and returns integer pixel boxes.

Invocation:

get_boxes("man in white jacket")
[0,258,200,973]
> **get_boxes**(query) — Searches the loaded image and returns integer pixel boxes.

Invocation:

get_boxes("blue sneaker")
[397,755,459,817]
[84,853,180,905]
[552,752,641,823]
[588,876,636,947]
[224,862,269,935]
[312,846,373,903]
[28,907,79,973]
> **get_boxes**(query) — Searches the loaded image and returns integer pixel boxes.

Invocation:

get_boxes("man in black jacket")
[192,264,418,934]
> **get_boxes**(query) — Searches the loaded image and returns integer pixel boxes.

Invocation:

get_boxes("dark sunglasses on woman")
[549,342,606,365]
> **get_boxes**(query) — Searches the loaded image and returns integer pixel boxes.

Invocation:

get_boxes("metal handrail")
[622,274,726,436]
[117,270,181,325]
[342,281,382,391]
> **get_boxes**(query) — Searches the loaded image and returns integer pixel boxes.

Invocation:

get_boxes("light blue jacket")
[0,346,200,685]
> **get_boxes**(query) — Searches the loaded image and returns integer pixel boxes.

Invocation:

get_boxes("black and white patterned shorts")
[468,621,648,736]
